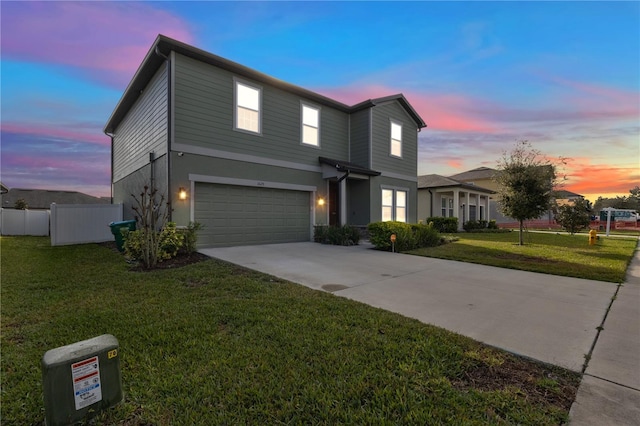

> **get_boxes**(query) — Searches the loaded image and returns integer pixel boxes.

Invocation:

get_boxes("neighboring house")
[417,174,494,229]
[449,166,579,226]
[553,189,584,207]
[1,188,109,210]
[448,167,499,192]
[104,35,426,248]
[0,182,8,195]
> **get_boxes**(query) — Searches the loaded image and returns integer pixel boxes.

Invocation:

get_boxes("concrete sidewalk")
[569,242,640,425]
[201,242,615,372]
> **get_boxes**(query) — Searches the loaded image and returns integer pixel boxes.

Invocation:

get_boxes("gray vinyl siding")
[369,175,418,223]
[170,151,327,226]
[173,54,348,166]
[371,102,418,177]
[112,62,168,182]
[349,108,371,167]
[112,154,168,221]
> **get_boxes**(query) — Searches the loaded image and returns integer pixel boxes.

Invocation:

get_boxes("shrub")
[488,220,499,229]
[412,223,441,247]
[368,222,441,251]
[124,222,184,264]
[179,222,203,255]
[314,225,360,246]
[426,217,458,233]
[122,184,177,268]
[463,220,488,231]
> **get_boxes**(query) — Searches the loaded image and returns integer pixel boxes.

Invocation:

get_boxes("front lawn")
[407,232,637,283]
[2,237,579,425]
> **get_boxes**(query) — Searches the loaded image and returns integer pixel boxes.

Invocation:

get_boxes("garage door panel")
[195,183,311,247]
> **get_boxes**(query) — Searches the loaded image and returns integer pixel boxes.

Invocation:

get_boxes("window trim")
[390,119,403,158]
[300,102,320,148]
[381,186,409,222]
[233,78,262,135]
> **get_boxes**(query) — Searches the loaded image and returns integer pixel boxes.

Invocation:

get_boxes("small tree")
[494,141,561,245]
[125,185,174,268]
[14,199,28,210]
[555,198,591,235]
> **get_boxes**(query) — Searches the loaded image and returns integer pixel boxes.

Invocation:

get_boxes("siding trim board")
[173,143,322,173]
[189,174,317,193]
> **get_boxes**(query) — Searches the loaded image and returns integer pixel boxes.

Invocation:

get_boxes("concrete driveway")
[200,241,616,373]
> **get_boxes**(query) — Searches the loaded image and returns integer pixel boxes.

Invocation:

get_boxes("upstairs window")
[302,104,319,146]
[390,120,402,158]
[235,81,261,133]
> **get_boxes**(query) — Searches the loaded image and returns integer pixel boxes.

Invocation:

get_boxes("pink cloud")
[446,159,464,169]
[316,84,499,133]
[1,2,194,87]
[2,122,110,146]
[560,158,640,199]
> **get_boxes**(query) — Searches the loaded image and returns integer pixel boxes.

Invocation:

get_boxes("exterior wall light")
[317,197,325,206]
[178,187,188,200]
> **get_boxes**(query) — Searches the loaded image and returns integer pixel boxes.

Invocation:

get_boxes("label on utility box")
[71,356,102,410]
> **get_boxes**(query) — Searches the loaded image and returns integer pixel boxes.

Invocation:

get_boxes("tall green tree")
[554,198,591,235]
[494,141,560,245]
[592,186,640,212]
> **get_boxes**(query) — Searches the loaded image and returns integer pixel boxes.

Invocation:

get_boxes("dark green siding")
[349,109,371,167]
[371,102,418,178]
[112,63,168,182]
[173,54,349,166]
[112,154,168,221]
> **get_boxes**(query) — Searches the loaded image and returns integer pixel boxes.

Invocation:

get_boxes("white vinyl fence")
[0,209,50,236]
[50,204,123,246]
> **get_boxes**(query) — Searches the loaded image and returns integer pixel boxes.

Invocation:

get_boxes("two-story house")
[104,35,426,247]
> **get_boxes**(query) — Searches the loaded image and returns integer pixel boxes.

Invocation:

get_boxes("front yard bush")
[426,216,458,233]
[314,225,360,246]
[368,222,441,251]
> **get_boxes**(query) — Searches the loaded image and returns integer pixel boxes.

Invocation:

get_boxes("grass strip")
[407,232,637,283]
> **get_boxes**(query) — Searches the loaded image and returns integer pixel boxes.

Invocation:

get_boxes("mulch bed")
[99,241,210,271]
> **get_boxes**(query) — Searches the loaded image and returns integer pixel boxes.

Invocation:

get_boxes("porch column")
[339,178,347,226]
[485,196,491,221]
[452,189,460,229]
[464,192,470,226]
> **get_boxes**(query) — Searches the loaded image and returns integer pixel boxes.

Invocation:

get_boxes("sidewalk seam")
[583,373,640,393]
[581,282,622,375]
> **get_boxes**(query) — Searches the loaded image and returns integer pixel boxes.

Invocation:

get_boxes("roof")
[319,157,381,176]
[417,174,495,194]
[104,35,427,134]
[1,188,110,210]
[554,189,583,199]
[0,182,8,194]
[448,167,497,182]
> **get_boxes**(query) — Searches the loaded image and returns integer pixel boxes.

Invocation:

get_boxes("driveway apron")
[200,241,616,373]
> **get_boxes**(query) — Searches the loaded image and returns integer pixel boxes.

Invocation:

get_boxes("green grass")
[407,232,637,283]
[2,237,580,425]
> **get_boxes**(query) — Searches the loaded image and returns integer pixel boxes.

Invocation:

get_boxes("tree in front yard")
[124,185,182,269]
[555,198,591,235]
[494,141,563,245]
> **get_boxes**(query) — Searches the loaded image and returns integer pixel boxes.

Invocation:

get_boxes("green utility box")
[42,334,123,426]
[109,220,136,252]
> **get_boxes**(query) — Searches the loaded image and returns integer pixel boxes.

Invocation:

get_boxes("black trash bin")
[109,220,136,252]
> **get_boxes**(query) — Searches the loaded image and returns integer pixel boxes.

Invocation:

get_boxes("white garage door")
[195,183,311,247]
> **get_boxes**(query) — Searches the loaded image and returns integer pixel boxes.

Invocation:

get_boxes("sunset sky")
[1,1,638,202]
